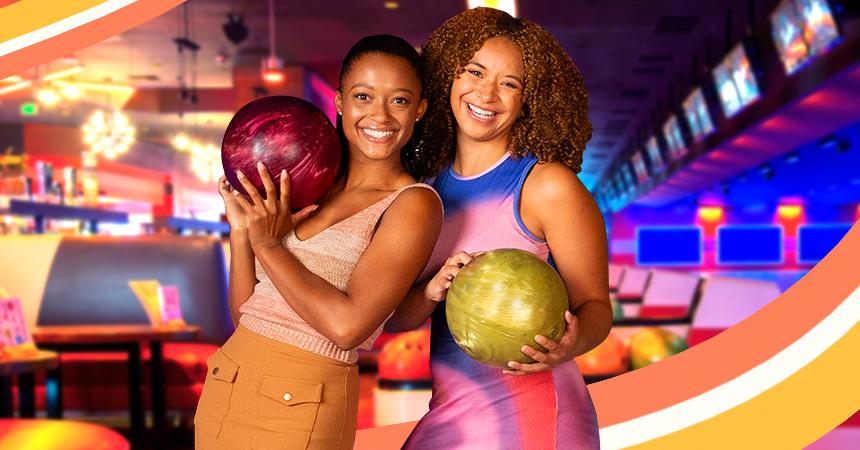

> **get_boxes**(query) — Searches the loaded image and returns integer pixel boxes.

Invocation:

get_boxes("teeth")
[362,128,394,139]
[468,103,495,118]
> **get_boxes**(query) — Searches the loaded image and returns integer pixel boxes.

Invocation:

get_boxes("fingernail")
[257,161,264,168]
[507,362,516,368]
[236,170,245,178]
[281,169,287,176]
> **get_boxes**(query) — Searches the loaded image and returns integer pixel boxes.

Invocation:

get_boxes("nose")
[476,80,499,103]
[369,98,392,123]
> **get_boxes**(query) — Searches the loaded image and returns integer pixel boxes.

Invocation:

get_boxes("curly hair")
[408,7,592,178]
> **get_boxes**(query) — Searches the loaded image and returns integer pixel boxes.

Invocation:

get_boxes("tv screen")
[713,44,761,118]
[771,0,840,75]
[683,88,714,142]
[631,152,648,183]
[718,225,783,265]
[623,164,637,189]
[798,224,851,263]
[662,117,686,160]
[646,135,665,171]
[637,226,703,266]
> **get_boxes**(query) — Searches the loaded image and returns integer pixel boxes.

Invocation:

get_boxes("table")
[32,324,201,449]
[0,350,60,418]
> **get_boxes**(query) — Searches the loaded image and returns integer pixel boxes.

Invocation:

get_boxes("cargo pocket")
[251,377,323,450]
[194,349,240,439]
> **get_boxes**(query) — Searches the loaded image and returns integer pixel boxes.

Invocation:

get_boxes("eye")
[354,93,370,101]
[392,97,410,105]
[502,81,520,89]
[468,69,482,78]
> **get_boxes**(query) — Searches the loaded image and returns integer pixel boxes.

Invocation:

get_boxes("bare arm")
[226,233,257,326]
[384,280,437,332]
[526,163,612,356]
[251,187,443,349]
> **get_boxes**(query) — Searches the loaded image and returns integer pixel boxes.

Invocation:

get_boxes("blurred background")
[0,0,858,449]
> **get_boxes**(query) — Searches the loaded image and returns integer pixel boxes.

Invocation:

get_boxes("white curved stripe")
[599,285,860,449]
[0,0,137,58]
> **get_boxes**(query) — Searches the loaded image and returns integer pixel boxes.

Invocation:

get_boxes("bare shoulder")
[385,185,443,222]
[525,162,590,204]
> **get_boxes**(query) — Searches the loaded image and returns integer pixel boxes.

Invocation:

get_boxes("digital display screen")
[771,0,840,75]
[646,135,665,171]
[798,224,851,263]
[682,88,714,142]
[631,151,649,183]
[718,225,783,265]
[713,44,761,118]
[662,116,686,160]
[637,227,703,266]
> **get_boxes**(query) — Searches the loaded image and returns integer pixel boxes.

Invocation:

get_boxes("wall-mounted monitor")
[623,164,637,190]
[771,0,840,75]
[718,225,783,265]
[662,116,686,160]
[713,44,761,118]
[645,135,665,172]
[798,223,851,263]
[682,88,714,142]
[636,226,703,266]
[631,151,649,183]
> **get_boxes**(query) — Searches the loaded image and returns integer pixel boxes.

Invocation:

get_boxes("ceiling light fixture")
[261,0,286,85]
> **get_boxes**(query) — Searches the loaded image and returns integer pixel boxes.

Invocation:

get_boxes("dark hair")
[413,7,592,178]
[335,34,428,178]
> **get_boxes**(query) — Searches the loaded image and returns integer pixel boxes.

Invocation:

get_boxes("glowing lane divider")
[599,285,860,449]
[0,0,136,57]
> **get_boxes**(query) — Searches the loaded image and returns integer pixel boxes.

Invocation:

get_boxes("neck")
[453,131,510,177]
[342,152,407,191]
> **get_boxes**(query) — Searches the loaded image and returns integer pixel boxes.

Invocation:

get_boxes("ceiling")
[0,0,779,189]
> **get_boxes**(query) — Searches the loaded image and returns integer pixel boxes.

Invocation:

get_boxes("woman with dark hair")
[194,35,443,450]
[388,8,611,449]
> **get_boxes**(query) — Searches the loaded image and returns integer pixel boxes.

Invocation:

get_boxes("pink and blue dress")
[402,152,600,449]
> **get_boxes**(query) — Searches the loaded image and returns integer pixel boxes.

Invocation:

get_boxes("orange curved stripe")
[590,221,860,426]
[0,0,186,80]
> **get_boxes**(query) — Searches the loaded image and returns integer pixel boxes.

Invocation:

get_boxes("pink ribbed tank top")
[239,183,439,364]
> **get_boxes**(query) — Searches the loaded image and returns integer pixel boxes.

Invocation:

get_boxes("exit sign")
[20,102,38,116]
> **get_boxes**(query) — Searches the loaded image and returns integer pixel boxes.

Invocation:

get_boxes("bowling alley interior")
[1,0,859,449]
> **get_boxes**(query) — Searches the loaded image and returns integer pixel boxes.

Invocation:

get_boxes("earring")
[337,111,342,115]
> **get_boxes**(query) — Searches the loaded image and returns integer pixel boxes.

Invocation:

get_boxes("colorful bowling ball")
[221,96,340,209]
[629,327,687,370]
[446,249,568,369]
[611,297,624,322]
[377,329,431,381]
[575,331,628,375]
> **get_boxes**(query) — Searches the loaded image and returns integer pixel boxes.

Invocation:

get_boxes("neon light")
[778,204,803,220]
[698,206,724,222]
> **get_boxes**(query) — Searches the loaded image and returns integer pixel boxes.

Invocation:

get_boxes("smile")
[466,102,498,121]
[359,127,396,143]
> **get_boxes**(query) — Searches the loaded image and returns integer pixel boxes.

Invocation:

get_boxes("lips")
[358,127,397,144]
[466,102,499,122]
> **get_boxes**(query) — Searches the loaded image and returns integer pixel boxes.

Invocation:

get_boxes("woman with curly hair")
[386,8,611,449]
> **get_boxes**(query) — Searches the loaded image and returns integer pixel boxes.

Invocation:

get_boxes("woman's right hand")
[424,251,480,302]
[218,175,249,233]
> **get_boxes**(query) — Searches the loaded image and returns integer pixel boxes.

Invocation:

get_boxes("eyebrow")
[465,61,524,85]
[349,83,416,96]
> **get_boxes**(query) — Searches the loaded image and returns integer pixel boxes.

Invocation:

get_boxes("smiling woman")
[195,35,443,450]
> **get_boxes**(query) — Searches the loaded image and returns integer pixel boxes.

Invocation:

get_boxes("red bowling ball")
[221,96,341,210]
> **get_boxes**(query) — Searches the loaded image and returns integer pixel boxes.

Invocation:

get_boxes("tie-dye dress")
[402,152,600,450]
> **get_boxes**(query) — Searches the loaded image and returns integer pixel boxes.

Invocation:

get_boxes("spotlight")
[223,13,249,45]
[817,135,850,153]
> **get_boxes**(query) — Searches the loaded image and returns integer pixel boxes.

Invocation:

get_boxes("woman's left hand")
[232,162,317,251]
[503,311,579,376]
